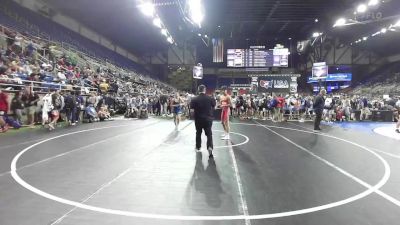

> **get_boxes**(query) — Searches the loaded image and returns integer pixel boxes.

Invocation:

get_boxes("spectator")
[0,89,9,132]
[11,91,24,124]
[49,90,62,130]
[276,94,285,122]
[21,87,39,128]
[64,91,78,126]
[99,79,109,94]
[41,90,53,126]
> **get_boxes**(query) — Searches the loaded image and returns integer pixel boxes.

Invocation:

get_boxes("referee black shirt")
[314,95,325,113]
[190,93,216,121]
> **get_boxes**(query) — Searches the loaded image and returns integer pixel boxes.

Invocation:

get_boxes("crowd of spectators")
[227,93,400,123]
[349,72,400,96]
[0,25,178,133]
[1,24,399,134]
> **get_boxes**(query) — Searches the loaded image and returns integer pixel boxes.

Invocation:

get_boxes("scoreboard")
[227,48,288,68]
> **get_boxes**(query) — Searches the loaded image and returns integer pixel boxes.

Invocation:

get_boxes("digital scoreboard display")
[227,48,288,68]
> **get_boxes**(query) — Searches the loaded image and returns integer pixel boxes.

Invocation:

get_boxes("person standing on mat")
[171,92,183,130]
[190,85,216,157]
[314,89,326,131]
[0,89,9,133]
[220,86,232,140]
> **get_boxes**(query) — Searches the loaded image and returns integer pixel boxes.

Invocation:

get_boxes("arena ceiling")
[202,0,347,44]
[42,0,399,57]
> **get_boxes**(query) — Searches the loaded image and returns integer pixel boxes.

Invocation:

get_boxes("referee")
[314,89,326,131]
[190,85,216,157]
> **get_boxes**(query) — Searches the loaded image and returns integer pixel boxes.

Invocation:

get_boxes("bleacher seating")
[343,61,400,96]
[0,0,148,75]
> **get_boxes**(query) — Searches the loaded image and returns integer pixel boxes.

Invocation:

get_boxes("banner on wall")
[258,76,296,93]
[307,73,352,83]
[250,76,258,94]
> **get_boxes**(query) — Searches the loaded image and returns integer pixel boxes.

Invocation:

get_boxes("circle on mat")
[162,129,249,149]
[213,130,249,149]
[10,124,390,221]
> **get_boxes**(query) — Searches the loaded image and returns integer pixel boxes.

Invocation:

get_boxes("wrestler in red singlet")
[221,97,230,122]
[220,88,231,140]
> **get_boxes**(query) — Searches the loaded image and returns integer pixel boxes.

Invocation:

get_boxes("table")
[371,110,393,122]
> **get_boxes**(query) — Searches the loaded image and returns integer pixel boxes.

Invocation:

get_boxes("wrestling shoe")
[221,134,230,140]
[207,147,213,157]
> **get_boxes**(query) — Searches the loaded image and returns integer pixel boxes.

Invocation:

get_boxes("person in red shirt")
[0,89,9,133]
[276,94,285,122]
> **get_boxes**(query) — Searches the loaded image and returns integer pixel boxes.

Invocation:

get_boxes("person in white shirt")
[342,97,351,121]
[324,96,333,122]
[41,92,53,127]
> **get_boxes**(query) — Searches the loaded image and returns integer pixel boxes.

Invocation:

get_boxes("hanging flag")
[212,38,224,63]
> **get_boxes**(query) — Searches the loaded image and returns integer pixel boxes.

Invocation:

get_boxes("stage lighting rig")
[333,18,346,27]
[137,0,175,45]
[368,0,379,6]
[161,29,168,36]
[138,2,155,17]
[180,0,204,28]
[153,17,162,28]
[312,32,322,38]
[356,4,367,13]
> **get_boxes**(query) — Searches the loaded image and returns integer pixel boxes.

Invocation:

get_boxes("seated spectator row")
[0,24,178,133]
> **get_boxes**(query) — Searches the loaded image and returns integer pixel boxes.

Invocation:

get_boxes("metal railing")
[0,24,176,92]
[0,77,97,94]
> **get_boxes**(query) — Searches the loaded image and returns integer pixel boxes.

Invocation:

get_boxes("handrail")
[0,24,177,91]
[0,77,97,92]
[0,24,106,66]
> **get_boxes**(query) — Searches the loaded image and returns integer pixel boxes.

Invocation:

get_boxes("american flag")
[212,38,224,63]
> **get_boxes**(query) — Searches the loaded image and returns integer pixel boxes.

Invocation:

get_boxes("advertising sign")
[312,62,328,79]
[307,73,352,83]
[193,65,203,79]
[250,76,258,94]
[258,76,292,93]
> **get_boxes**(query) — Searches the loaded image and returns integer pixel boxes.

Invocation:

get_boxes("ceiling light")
[368,0,379,6]
[312,32,322,38]
[138,2,155,17]
[161,29,168,36]
[333,18,346,27]
[381,28,387,33]
[362,37,368,41]
[167,37,174,44]
[372,31,381,36]
[188,0,204,27]
[198,33,202,36]
[288,37,292,40]
[153,17,162,28]
[357,4,367,13]
[315,18,319,23]
[395,20,400,27]
[204,34,208,38]
[218,25,221,28]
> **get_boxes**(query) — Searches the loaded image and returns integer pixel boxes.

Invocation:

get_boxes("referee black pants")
[195,119,213,150]
[314,110,322,130]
